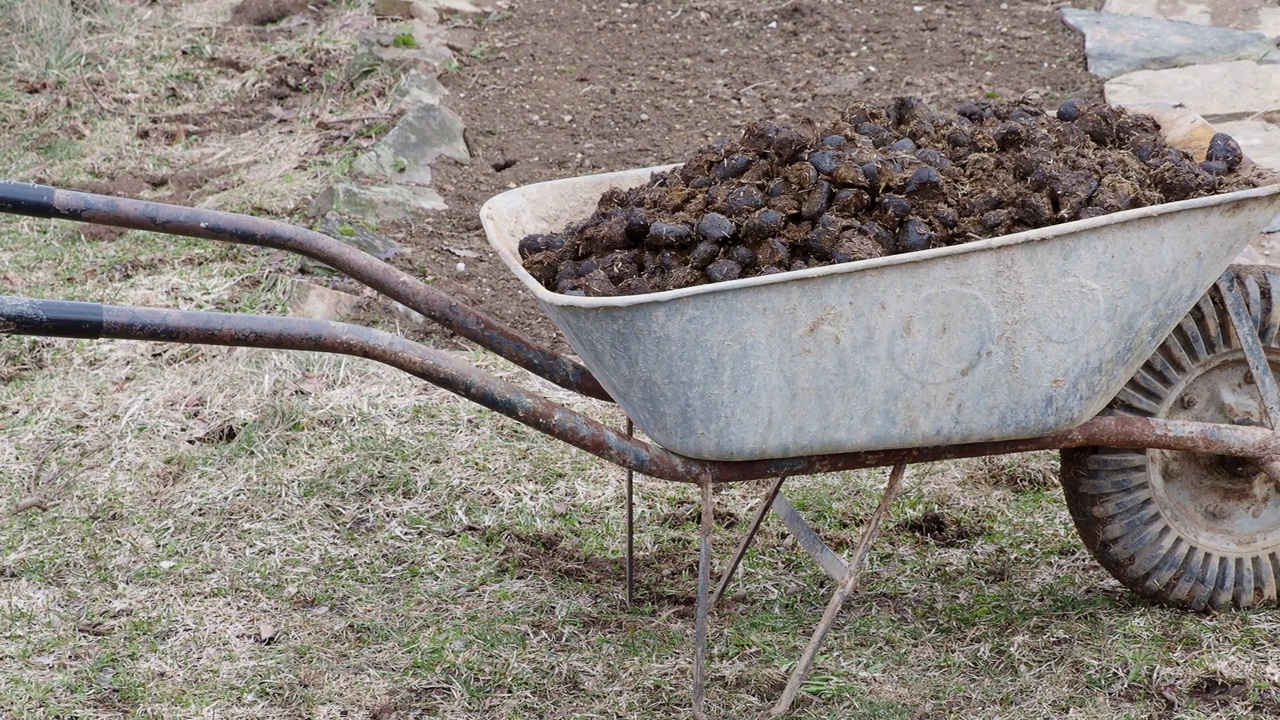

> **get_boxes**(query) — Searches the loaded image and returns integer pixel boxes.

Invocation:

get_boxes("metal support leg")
[625,419,635,609]
[1218,270,1280,428]
[771,463,908,717]
[709,476,786,610]
[773,494,849,583]
[693,477,714,719]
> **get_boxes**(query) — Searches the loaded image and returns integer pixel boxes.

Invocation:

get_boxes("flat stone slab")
[419,0,488,18]
[357,21,454,75]
[1060,9,1276,78]
[298,213,407,274]
[1104,0,1280,39]
[288,282,361,321]
[1105,60,1280,121]
[319,212,405,260]
[1213,119,1280,172]
[312,183,448,223]
[353,102,469,185]
[391,71,447,112]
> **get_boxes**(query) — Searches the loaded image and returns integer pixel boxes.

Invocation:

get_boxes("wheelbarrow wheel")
[1061,266,1280,611]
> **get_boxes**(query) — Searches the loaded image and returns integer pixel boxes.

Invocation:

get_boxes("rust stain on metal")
[42,187,612,401]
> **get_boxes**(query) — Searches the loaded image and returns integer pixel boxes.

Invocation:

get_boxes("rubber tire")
[1060,266,1280,611]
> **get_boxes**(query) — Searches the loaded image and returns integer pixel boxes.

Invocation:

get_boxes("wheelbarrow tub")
[482,136,1280,462]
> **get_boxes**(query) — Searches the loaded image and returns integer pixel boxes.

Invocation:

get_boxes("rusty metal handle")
[0,180,612,402]
[0,295,102,338]
[7,294,1280,485]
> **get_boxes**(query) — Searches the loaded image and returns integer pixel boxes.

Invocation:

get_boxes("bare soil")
[383,0,1108,345]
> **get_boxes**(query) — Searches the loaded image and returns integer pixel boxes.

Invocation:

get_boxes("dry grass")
[4,2,1280,719]
[0,0,400,217]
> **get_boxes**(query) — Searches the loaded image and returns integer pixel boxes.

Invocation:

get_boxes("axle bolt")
[1183,395,1199,409]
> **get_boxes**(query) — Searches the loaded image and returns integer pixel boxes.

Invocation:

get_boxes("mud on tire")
[1061,266,1280,611]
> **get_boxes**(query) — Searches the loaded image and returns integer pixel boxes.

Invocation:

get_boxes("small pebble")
[455,262,466,272]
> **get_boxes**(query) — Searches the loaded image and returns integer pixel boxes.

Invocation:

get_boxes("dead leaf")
[446,247,481,258]
[173,122,185,144]
[20,80,55,94]
[190,423,239,445]
[267,105,297,122]
[258,621,278,644]
[296,372,322,395]
[12,495,48,514]
[1,273,22,288]
[77,622,111,636]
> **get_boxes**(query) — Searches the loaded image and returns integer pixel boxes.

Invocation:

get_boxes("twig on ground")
[11,440,109,515]
[315,113,392,130]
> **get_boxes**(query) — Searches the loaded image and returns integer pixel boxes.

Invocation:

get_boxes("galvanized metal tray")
[482,108,1280,461]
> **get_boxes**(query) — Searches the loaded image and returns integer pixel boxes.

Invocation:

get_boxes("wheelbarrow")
[3,104,1280,717]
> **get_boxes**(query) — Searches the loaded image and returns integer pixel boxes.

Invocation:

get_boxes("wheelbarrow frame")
[3,181,1280,716]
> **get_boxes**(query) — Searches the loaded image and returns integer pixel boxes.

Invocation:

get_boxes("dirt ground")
[375,0,1105,348]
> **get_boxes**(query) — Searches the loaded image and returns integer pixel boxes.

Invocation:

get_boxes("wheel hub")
[1152,350,1280,554]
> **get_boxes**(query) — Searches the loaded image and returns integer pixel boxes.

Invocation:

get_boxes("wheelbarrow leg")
[1217,270,1280,428]
[693,476,714,719]
[625,419,636,609]
[773,493,849,583]
[771,462,908,717]
[709,476,787,610]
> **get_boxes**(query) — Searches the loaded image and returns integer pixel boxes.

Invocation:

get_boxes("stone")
[352,102,469,185]
[419,0,488,19]
[1104,61,1280,121]
[356,21,454,74]
[815,72,866,96]
[186,0,237,24]
[391,301,428,324]
[373,0,416,18]
[318,212,405,260]
[305,211,408,274]
[288,282,361,321]
[411,2,440,22]
[360,18,441,48]
[370,41,456,75]
[390,71,448,113]
[444,26,480,55]
[1103,0,1280,39]
[1212,120,1280,173]
[311,183,448,223]
[1060,9,1277,79]
[344,52,386,87]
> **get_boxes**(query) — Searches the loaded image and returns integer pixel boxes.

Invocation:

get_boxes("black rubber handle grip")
[0,296,103,339]
[0,180,55,218]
